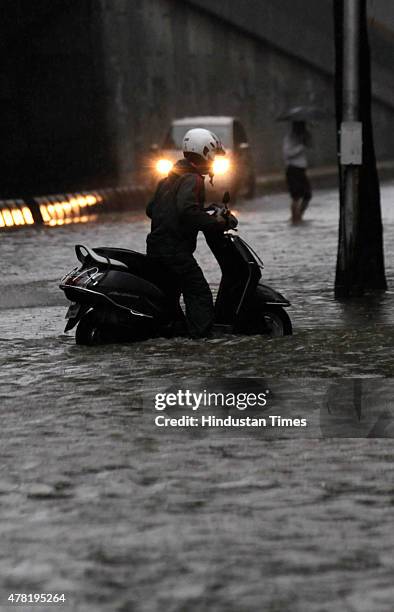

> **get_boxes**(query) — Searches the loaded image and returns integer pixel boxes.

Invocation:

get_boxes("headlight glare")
[156,159,173,175]
[213,158,230,175]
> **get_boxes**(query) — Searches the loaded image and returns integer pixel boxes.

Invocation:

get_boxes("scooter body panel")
[60,248,183,335]
[255,283,291,307]
[206,232,262,325]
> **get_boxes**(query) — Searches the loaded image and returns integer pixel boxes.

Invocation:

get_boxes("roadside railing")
[0,185,148,231]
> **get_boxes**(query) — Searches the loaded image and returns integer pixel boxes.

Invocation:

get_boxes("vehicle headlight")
[156,159,173,175]
[213,157,230,175]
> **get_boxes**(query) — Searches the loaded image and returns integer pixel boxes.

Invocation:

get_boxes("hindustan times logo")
[154,389,269,411]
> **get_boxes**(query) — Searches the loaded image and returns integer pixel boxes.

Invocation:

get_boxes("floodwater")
[0,185,393,611]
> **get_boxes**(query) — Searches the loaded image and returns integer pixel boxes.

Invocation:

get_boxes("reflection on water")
[323,378,394,437]
[336,292,392,328]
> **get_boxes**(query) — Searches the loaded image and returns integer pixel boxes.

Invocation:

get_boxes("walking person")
[283,121,312,223]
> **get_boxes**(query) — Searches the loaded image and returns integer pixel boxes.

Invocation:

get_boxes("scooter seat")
[75,245,128,271]
[93,247,173,290]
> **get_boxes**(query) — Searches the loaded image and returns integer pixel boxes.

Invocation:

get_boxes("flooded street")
[1,185,394,611]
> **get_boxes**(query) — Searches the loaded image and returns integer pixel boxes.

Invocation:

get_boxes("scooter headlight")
[213,157,230,175]
[156,159,173,175]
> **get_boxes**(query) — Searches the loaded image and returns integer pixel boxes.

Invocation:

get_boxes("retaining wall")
[1,0,394,197]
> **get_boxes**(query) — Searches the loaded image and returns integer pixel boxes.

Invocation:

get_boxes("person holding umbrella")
[277,105,329,224]
[282,119,312,224]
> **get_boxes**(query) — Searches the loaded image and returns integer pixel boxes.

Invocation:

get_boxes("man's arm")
[146,178,166,219]
[176,174,225,232]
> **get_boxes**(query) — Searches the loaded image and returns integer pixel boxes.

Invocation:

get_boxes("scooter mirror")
[222,191,230,205]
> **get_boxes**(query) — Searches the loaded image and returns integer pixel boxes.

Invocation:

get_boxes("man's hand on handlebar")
[217,204,238,230]
[205,203,238,230]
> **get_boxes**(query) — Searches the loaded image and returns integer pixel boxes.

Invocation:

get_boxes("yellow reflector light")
[40,204,51,223]
[0,192,101,229]
[11,209,24,225]
[55,203,65,218]
[213,157,230,175]
[22,207,34,224]
[2,209,14,226]
[156,159,173,175]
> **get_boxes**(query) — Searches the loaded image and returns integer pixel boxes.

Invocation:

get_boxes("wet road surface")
[1,185,394,611]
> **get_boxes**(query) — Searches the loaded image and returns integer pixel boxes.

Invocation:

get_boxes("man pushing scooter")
[146,128,238,339]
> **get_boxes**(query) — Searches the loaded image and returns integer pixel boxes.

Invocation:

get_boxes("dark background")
[1,0,394,197]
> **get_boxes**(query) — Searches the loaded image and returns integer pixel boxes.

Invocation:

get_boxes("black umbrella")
[276,105,332,122]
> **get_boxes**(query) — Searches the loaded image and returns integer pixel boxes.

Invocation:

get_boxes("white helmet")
[183,128,225,162]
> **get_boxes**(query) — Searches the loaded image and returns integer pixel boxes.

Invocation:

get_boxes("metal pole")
[343,0,360,123]
[341,0,361,286]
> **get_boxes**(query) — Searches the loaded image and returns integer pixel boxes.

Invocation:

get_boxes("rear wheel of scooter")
[261,306,292,337]
[75,311,103,345]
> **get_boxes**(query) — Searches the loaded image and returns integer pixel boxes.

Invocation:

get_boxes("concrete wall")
[99,0,337,183]
[2,0,394,197]
[100,0,394,183]
[368,0,394,30]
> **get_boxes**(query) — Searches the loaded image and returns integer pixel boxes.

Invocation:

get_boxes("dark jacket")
[146,159,223,257]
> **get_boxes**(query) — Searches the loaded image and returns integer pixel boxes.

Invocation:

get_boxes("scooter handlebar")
[205,203,238,229]
[204,204,222,215]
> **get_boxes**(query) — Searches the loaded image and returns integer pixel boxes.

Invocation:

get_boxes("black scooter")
[60,195,292,344]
